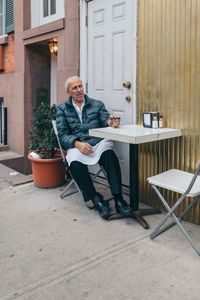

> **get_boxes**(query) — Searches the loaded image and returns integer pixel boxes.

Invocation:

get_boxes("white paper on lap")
[66,139,114,166]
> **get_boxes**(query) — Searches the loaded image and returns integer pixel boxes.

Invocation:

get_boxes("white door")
[87,0,137,185]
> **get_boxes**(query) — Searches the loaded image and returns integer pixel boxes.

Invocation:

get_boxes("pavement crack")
[2,235,148,300]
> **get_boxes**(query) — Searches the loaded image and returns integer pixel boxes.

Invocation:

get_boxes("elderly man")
[56,76,130,219]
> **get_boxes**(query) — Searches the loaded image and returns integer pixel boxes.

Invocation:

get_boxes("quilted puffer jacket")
[56,94,110,150]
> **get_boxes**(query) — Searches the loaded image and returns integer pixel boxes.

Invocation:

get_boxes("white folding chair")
[147,162,200,256]
[52,120,109,202]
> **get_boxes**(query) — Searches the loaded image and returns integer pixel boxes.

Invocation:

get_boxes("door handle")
[125,96,131,103]
[123,81,131,89]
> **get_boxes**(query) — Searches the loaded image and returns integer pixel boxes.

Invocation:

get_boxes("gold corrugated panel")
[137,0,200,224]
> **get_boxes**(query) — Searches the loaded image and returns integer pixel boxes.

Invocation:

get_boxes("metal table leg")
[129,144,161,228]
[107,144,161,229]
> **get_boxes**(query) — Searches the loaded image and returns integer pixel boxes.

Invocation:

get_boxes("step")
[0,150,23,161]
[0,163,33,186]
[0,144,9,151]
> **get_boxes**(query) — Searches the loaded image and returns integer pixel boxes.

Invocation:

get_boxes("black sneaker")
[92,194,111,219]
[115,198,131,215]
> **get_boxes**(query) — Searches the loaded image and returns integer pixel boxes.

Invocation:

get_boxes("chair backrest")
[183,162,200,197]
[52,120,66,164]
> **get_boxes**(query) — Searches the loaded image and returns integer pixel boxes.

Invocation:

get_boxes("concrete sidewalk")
[0,164,32,188]
[0,170,200,300]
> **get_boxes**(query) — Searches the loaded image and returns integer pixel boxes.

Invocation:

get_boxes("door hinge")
[86,82,88,93]
[85,15,88,27]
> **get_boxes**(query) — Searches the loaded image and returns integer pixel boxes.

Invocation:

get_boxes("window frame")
[40,0,64,25]
[0,0,14,37]
[43,0,56,18]
[31,0,64,28]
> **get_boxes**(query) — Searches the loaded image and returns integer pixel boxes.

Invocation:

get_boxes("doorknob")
[123,81,131,89]
[125,96,131,103]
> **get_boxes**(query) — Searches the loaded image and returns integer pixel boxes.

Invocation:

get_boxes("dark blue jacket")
[56,94,110,150]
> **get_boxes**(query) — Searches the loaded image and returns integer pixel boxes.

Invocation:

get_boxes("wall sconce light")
[48,38,58,56]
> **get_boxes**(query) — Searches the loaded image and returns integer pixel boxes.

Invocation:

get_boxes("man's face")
[68,78,84,103]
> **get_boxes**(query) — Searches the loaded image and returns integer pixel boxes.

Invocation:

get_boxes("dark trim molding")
[23,19,64,41]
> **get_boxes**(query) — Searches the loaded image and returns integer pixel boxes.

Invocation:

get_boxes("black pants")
[69,150,122,202]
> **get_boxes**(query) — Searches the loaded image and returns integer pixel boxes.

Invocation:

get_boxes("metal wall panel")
[137,0,200,224]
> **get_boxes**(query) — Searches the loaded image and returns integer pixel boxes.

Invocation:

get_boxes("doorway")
[80,0,137,185]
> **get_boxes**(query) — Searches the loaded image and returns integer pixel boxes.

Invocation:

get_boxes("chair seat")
[147,169,200,197]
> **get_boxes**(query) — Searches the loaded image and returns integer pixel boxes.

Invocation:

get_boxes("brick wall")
[0,34,15,73]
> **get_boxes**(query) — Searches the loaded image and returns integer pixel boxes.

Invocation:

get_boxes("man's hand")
[74,141,94,155]
[108,115,114,127]
[108,114,120,127]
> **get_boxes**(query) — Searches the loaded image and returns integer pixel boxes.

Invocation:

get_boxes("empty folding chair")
[52,120,109,202]
[147,162,200,256]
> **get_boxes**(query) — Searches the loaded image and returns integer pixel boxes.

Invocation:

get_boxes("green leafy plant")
[29,103,58,159]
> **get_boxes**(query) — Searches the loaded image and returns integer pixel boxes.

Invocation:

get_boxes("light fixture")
[48,38,58,56]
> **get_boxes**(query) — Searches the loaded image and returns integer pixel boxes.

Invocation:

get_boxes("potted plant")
[28,102,65,188]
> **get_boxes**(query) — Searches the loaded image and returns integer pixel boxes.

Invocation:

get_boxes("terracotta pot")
[28,155,65,188]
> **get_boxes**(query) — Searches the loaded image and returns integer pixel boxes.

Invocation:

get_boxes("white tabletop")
[89,124,181,144]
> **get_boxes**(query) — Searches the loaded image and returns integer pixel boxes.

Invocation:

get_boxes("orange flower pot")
[28,155,65,188]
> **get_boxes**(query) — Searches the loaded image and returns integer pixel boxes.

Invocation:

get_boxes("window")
[0,0,5,36]
[0,0,14,37]
[43,0,56,17]
[31,0,64,28]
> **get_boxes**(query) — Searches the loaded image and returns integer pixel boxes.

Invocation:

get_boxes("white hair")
[64,76,82,93]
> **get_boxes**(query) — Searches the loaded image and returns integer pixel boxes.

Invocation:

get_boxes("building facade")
[0,0,79,174]
[1,0,200,223]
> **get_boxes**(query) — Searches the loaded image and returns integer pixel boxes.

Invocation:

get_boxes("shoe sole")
[115,206,131,215]
[100,207,111,219]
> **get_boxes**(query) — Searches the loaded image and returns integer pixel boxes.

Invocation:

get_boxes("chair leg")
[150,185,180,236]
[178,197,198,220]
[62,175,91,207]
[150,220,176,239]
[60,179,79,199]
[61,167,111,205]
[92,168,102,182]
[150,185,200,256]
[92,166,110,187]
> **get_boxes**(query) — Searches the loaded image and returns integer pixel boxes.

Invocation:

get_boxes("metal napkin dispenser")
[142,112,159,128]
